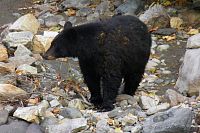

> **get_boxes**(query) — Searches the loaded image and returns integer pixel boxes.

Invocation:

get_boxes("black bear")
[43,15,152,111]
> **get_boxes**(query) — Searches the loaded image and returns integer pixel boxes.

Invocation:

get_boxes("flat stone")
[13,101,49,124]
[0,121,29,133]
[60,107,82,119]
[26,124,43,133]
[142,107,193,133]
[50,99,60,107]
[139,96,159,110]
[187,33,200,49]
[0,44,8,62]
[14,44,32,57]
[44,15,64,27]
[40,117,59,131]
[46,118,87,133]
[0,84,27,100]
[9,55,36,67]
[157,44,170,51]
[2,31,34,47]
[165,89,193,106]
[9,13,40,34]
[152,28,176,36]
[146,103,170,115]
[0,110,9,125]
[59,0,91,11]
[76,7,92,17]
[17,64,37,74]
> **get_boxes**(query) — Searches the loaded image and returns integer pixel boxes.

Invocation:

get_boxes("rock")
[0,74,16,84]
[121,113,138,126]
[115,0,143,15]
[59,0,91,11]
[116,94,138,106]
[142,107,193,133]
[145,60,159,71]
[68,99,86,110]
[9,14,40,34]
[187,33,200,49]
[76,7,92,17]
[0,121,29,133]
[26,124,43,133]
[3,31,34,48]
[60,107,82,119]
[139,4,168,24]
[0,110,9,125]
[0,45,8,62]
[152,28,176,36]
[14,44,32,57]
[165,89,192,106]
[139,96,159,110]
[96,119,111,133]
[49,99,60,107]
[170,17,183,29]
[13,101,49,124]
[0,62,15,75]
[157,44,170,51]
[46,118,87,133]
[44,15,64,27]
[0,84,27,100]
[33,31,58,54]
[95,1,110,15]
[40,117,59,131]
[146,103,170,115]
[131,125,142,133]
[9,55,36,67]
[108,107,122,118]
[16,64,37,74]
[175,48,200,96]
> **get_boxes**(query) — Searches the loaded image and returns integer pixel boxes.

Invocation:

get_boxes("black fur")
[44,15,152,111]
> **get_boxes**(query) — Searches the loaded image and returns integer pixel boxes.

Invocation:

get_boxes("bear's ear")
[64,21,72,29]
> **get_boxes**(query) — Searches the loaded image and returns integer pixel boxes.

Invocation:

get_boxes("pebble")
[50,99,60,107]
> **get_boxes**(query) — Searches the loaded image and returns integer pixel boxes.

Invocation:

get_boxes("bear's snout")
[42,53,56,60]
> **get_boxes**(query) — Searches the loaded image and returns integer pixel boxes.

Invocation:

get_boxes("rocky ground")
[0,0,200,133]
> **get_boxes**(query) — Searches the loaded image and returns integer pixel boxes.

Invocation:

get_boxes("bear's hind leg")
[101,73,122,111]
[123,72,144,95]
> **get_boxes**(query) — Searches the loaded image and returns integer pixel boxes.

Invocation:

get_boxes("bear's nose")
[42,53,56,60]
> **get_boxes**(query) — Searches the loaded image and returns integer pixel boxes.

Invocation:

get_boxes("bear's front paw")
[90,95,103,107]
[100,102,114,112]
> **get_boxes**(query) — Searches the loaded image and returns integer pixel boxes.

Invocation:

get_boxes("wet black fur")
[44,15,152,111]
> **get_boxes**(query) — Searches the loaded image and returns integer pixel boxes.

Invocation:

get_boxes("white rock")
[146,60,158,71]
[0,45,8,62]
[68,99,86,110]
[9,14,40,34]
[157,44,170,51]
[3,31,34,47]
[13,100,49,124]
[146,103,170,115]
[175,48,200,96]
[0,84,27,100]
[139,4,167,23]
[50,99,60,107]
[17,64,37,74]
[187,33,200,49]
[162,70,171,74]
[46,118,87,133]
[9,55,36,67]
[32,31,58,54]
[14,44,32,57]
[139,96,159,110]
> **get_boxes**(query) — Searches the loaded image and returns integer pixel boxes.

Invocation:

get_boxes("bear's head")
[43,21,77,60]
